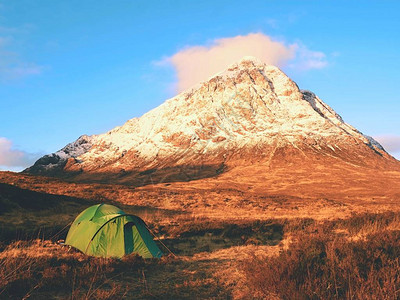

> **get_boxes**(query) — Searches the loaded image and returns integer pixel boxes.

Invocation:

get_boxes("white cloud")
[0,27,44,80]
[158,33,328,92]
[374,135,400,155]
[288,43,328,71]
[0,137,40,170]
[1,63,44,79]
[264,18,279,29]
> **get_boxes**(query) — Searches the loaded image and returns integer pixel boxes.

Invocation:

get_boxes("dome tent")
[65,204,162,258]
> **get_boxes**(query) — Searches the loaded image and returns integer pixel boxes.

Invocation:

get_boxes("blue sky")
[1,0,399,170]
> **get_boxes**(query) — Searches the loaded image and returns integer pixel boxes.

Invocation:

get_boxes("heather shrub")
[0,241,133,299]
[242,230,400,299]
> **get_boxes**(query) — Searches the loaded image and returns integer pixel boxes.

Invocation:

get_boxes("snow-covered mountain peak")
[179,56,282,96]
[25,57,392,179]
[216,55,280,78]
[232,55,266,68]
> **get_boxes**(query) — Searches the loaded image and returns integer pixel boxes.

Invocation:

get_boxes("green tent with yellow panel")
[65,204,162,258]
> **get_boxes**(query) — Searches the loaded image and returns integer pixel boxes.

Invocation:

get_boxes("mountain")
[25,56,398,185]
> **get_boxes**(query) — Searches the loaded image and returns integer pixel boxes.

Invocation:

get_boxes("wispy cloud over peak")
[288,43,328,71]
[158,33,329,92]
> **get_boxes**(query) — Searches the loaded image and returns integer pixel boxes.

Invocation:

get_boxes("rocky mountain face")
[25,57,397,184]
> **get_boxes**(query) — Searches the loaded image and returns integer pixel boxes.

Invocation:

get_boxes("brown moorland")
[1,158,400,299]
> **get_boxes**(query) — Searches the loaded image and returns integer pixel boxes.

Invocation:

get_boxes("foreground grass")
[0,240,230,299]
[2,210,400,299]
[1,240,135,299]
[241,213,400,300]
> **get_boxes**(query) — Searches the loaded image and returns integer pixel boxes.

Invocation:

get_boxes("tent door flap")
[124,222,135,254]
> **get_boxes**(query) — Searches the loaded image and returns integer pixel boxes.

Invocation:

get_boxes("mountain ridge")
[25,56,398,184]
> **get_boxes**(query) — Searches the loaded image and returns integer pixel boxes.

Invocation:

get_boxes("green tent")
[65,204,162,258]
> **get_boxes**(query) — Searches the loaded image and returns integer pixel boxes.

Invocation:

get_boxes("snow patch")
[27,57,389,174]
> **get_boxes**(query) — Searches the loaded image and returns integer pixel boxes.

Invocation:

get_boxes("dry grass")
[2,169,400,222]
[2,212,400,299]
[2,171,400,299]
[0,240,134,299]
[335,212,400,241]
[0,239,232,299]
[240,214,400,300]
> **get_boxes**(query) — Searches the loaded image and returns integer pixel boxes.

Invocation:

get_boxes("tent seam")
[83,214,140,255]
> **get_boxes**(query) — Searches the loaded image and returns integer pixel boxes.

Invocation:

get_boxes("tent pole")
[144,224,176,258]
[49,221,73,241]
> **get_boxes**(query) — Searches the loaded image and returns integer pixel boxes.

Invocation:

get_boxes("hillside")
[24,57,399,186]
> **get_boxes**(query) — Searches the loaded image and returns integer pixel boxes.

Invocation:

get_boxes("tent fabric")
[65,204,162,258]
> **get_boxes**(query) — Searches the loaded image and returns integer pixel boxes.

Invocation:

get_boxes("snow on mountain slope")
[25,56,393,180]
[25,135,93,174]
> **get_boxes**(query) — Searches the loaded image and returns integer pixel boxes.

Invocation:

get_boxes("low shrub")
[0,241,135,299]
[242,230,400,299]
